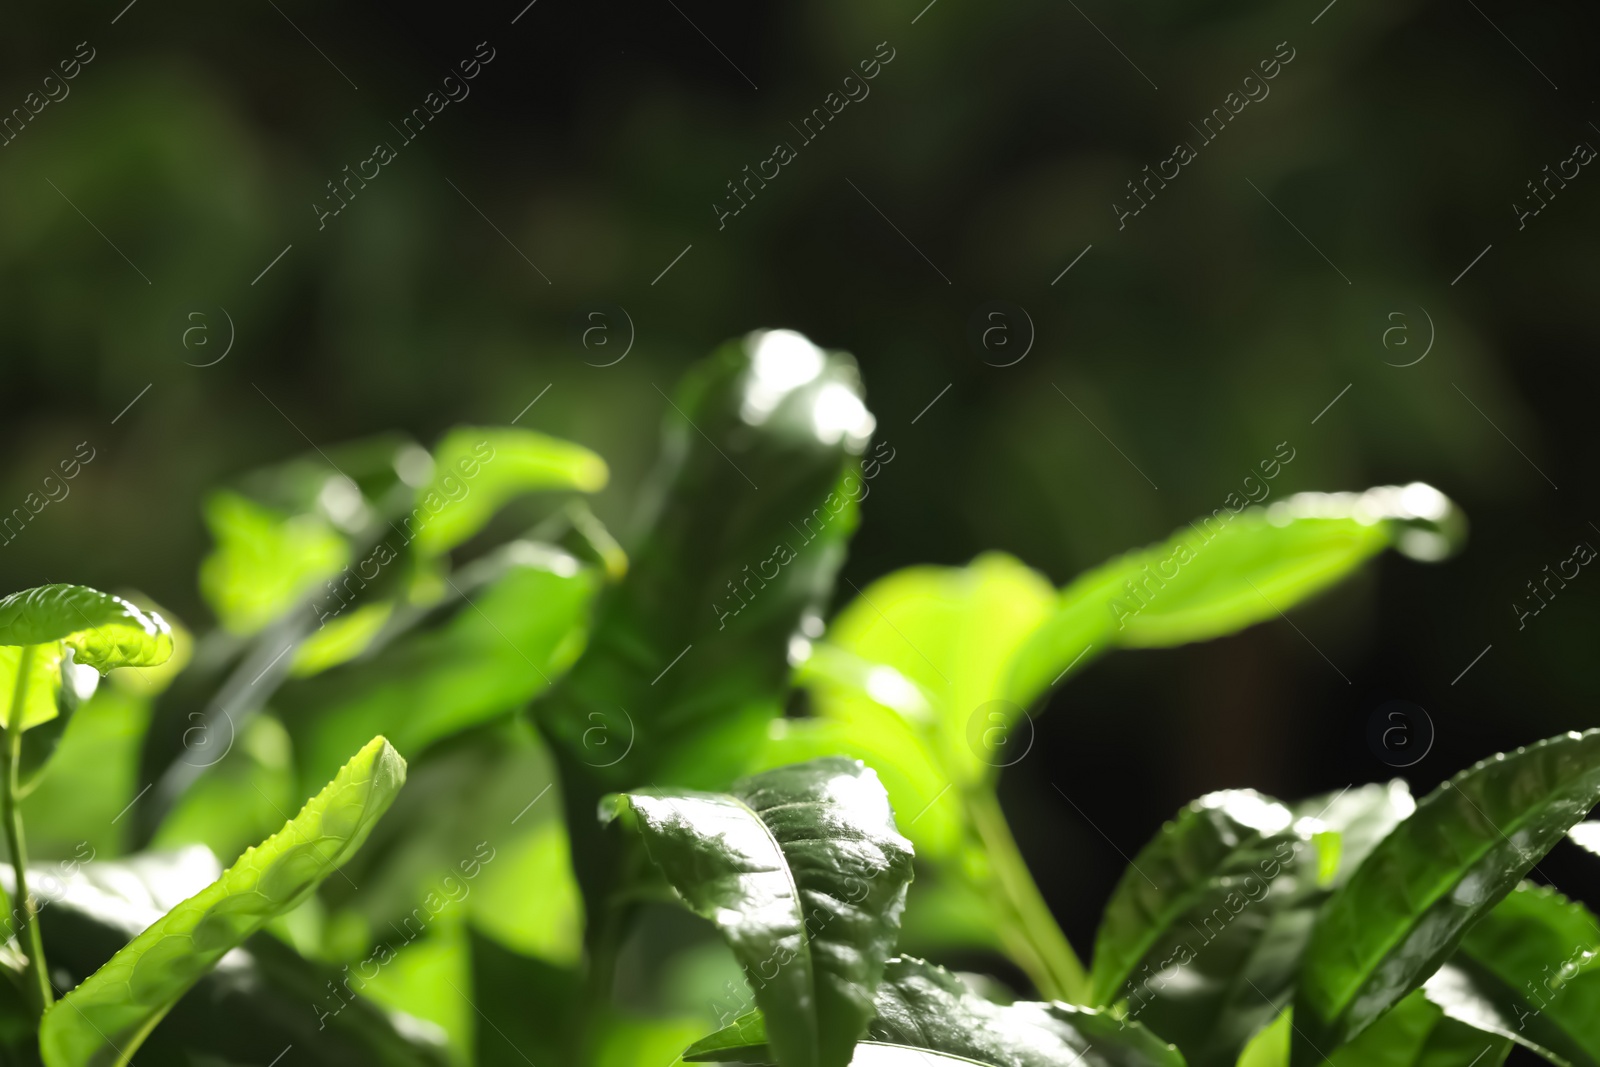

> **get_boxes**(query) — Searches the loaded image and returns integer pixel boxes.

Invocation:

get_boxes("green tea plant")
[0,329,1594,1067]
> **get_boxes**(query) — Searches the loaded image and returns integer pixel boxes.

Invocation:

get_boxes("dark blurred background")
[3,0,1598,971]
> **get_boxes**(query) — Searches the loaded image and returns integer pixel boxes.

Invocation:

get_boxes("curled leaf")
[0,584,173,675]
[39,736,406,1067]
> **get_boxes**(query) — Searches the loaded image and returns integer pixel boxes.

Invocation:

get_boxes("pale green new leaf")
[815,553,1057,787]
[39,735,407,1067]
[767,644,961,859]
[198,491,349,635]
[410,427,608,555]
[606,758,915,1067]
[1293,730,1600,1064]
[17,647,99,789]
[0,642,69,731]
[1005,484,1464,707]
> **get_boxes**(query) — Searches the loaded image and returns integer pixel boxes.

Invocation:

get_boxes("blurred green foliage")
[1,0,1597,1062]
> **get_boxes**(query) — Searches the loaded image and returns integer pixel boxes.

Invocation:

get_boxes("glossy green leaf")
[1341,995,1514,1067]
[199,490,350,634]
[541,331,873,794]
[1293,729,1600,1064]
[1006,484,1465,707]
[866,957,1185,1067]
[685,956,1186,1067]
[686,1016,1030,1067]
[40,735,407,1067]
[410,426,609,556]
[539,331,874,957]
[1421,882,1600,1067]
[0,584,174,677]
[1110,783,1414,1067]
[1238,997,1511,1067]
[1089,791,1307,1004]
[1087,791,1312,1062]
[607,757,914,1067]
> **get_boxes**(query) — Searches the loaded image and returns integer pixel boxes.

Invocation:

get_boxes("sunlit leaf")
[0,584,173,673]
[1006,484,1465,707]
[40,736,407,1067]
[607,757,914,1067]
[11,845,446,1066]
[291,601,395,677]
[410,427,608,556]
[466,818,582,966]
[281,543,597,789]
[309,719,557,969]
[595,1013,709,1067]
[816,552,1057,786]
[0,641,68,733]
[760,644,961,859]
[19,686,150,858]
[357,919,474,1067]
[199,490,349,635]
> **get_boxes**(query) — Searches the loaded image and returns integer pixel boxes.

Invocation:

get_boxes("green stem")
[964,786,1089,1004]
[3,645,52,1019]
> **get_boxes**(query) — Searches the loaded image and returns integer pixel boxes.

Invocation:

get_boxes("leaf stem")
[2,645,53,1018]
[964,787,1089,1003]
